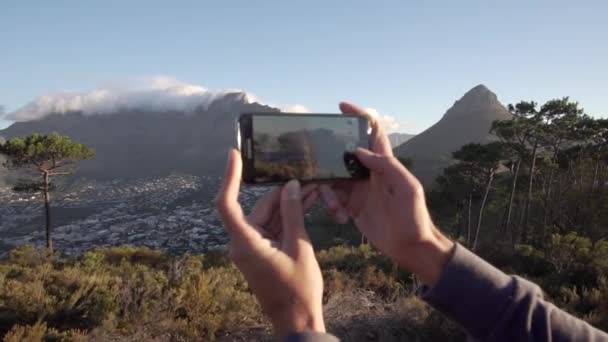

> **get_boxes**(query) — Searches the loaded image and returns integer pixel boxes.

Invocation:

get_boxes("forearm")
[419,243,608,341]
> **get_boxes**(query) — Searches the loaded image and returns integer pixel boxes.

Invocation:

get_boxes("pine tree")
[0,133,95,254]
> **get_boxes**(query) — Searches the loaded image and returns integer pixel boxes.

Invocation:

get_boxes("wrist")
[397,227,455,287]
[270,305,325,339]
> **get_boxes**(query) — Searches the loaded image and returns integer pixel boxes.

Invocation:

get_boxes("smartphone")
[237,113,370,184]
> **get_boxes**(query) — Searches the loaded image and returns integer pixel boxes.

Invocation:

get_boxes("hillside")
[388,132,415,147]
[0,93,277,180]
[394,85,512,185]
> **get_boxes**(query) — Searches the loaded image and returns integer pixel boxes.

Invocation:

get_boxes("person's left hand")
[216,149,325,339]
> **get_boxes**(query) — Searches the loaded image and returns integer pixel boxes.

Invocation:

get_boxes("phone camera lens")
[343,152,370,179]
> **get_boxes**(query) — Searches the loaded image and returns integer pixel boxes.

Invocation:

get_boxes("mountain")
[0,92,277,181]
[388,133,415,147]
[394,85,512,185]
[0,137,7,187]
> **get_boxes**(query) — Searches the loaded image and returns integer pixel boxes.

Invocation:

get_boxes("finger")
[327,187,350,205]
[339,102,374,120]
[280,180,312,256]
[248,187,281,226]
[319,184,339,211]
[339,101,393,156]
[301,183,317,199]
[303,190,318,211]
[215,149,259,241]
[356,147,424,195]
[355,147,395,176]
[265,211,283,239]
[319,184,349,224]
[369,117,393,156]
[258,184,317,238]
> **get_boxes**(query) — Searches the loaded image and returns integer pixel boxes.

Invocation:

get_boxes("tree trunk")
[43,171,53,254]
[466,193,473,245]
[504,159,521,236]
[581,149,602,235]
[473,170,494,251]
[455,201,463,239]
[573,150,586,231]
[598,163,606,196]
[589,149,601,197]
[542,147,563,234]
[522,139,539,243]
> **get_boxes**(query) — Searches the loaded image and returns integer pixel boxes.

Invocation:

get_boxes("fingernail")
[285,180,301,200]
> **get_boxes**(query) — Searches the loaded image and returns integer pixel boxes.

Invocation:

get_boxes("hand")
[216,149,325,338]
[319,102,454,286]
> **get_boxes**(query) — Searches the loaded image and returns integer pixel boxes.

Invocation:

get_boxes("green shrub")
[89,246,168,269]
[172,266,259,339]
[319,245,409,302]
[8,245,50,268]
[512,244,553,277]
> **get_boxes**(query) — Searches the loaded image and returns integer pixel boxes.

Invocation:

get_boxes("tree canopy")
[0,133,95,174]
[0,133,95,253]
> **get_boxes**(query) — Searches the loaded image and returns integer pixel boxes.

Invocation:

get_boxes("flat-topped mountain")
[394,85,512,184]
[0,92,277,180]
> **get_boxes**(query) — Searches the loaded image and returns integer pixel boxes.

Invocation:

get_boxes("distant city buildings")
[0,174,267,256]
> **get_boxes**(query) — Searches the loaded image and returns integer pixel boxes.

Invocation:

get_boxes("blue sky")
[1,1,606,133]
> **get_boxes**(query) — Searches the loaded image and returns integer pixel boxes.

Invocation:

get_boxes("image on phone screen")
[251,115,368,183]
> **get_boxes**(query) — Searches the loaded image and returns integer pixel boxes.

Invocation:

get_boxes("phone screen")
[249,114,368,183]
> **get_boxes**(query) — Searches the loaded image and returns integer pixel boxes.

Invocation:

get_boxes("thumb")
[355,147,393,175]
[280,180,312,256]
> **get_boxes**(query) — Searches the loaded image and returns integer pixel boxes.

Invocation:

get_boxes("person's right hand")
[320,102,454,286]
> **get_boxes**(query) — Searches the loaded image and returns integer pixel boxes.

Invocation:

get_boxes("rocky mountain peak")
[394,84,512,185]
[445,84,501,118]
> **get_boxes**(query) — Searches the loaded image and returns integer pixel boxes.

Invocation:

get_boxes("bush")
[0,246,262,340]
[319,245,411,302]
[8,245,50,268]
[173,266,259,339]
[1,238,605,340]
[2,321,87,342]
[88,246,168,269]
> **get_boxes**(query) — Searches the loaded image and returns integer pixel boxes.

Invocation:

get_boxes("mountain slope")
[394,85,512,185]
[0,92,277,180]
[388,133,415,147]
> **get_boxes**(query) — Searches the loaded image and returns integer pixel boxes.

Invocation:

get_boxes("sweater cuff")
[420,243,515,339]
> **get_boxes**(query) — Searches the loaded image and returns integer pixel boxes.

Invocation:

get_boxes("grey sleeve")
[284,332,340,342]
[421,243,608,341]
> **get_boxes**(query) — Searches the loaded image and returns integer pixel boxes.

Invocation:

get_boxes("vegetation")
[428,97,608,333]
[1,97,607,340]
[0,244,465,341]
[1,241,605,341]
[0,133,95,254]
[431,97,607,246]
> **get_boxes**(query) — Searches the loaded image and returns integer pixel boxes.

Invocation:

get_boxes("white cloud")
[281,104,310,113]
[365,107,412,133]
[5,76,258,121]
